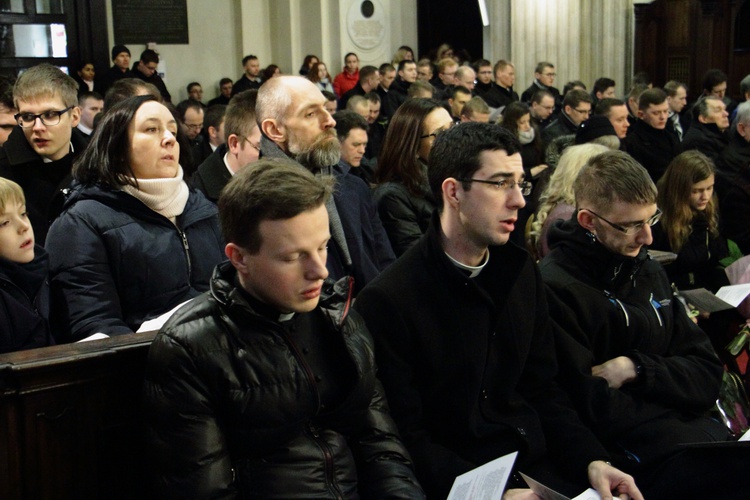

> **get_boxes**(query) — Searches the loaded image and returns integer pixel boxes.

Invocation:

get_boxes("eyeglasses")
[455,177,533,196]
[573,108,592,115]
[581,208,662,235]
[420,124,453,140]
[15,106,73,128]
[542,72,557,77]
[184,123,203,131]
[243,136,260,151]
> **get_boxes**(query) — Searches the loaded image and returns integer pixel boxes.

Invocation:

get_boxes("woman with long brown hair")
[651,150,730,292]
[374,98,451,255]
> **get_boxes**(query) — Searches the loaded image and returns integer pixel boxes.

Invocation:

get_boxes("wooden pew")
[0,331,157,499]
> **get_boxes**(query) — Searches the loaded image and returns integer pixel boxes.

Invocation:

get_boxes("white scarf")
[519,128,535,145]
[121,166,189,225]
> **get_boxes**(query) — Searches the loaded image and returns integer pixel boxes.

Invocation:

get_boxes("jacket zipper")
[604,290,630,327]
[178,228,192,279]
[649,292,663,327]
[307,423,344,499]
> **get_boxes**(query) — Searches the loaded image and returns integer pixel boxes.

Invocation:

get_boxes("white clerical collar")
[445,250,489,278]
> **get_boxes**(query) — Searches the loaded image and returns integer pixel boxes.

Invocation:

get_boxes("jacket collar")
[547,215,649,290]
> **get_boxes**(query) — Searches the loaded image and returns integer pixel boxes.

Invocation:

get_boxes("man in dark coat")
[542,89,592,149]
[521,61,561,108]
[95,45,134,96]
[476,59,519,110]
[131,49,171,103]
[143,160,424,498]
[193,90,259,203]
[258,76,395,294]
[540,150,748,499]
[381,60,416,120]
[623,88,680,183]
[681,95,729,162]
[231,55,261,96]
[0,64,84,244]
[716,101,750,201]
[339,65,380,110]
[354,123,642,500]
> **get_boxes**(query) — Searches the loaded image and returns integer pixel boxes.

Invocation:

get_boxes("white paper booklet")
[521,472,601,500]
[447,451,517,500]
[136,299,194,332]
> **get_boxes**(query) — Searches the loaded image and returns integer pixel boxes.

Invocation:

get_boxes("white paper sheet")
[447,451,517,500]
[136,299,194,332]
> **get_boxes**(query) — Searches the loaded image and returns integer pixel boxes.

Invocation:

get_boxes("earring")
[586,230,597,244]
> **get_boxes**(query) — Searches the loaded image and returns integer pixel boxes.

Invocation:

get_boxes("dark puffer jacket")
[0,246,53,353]
[143,262,424,498]
[46,183,225,341]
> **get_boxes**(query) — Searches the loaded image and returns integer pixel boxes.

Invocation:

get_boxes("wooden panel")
[0,331,156,499]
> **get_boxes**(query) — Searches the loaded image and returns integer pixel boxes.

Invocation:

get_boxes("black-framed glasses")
[456,177,533,196]
[420,124,453,140]
[15,106,73,128]
[184,123,203,131]
[573,108,592,115]
[581,208,662,235]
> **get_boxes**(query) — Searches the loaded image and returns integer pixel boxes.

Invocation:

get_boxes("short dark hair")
[379,63,395,74]
[429,123,521,209]
[574,150,657,209]
[78,91,103,106]
[140,49,159,65]
[398,60,416,73]
[176,99,204,123]
[702,69,727,93]
[595,98,626,117]
[74,95,162,188]
[204,104,226,132]
[530,89,553,105]
[593,77,615,95]
[219,77,233,86]
[333,110,368,141]
[563,89,592,109]
[664,80,687,97]
[344,52,358,62]
[638,88,667,111]
[563,80,587,96]
[104,78,162,111]
[322,90,337,102]
[365,91,381,105]
[218,159,334,252]
[0,75,14,111]
[450,85,472,100]
[224,90,257,139]
[187,82,201,93]
[359,65,378,82]
[242,55,258,66]
[473,59,492,72]
[535,61,554,74]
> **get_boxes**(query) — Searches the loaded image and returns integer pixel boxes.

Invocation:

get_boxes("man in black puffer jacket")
[143,159,424,498]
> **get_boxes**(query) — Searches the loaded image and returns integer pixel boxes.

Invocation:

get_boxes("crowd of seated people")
[3,42,750,498]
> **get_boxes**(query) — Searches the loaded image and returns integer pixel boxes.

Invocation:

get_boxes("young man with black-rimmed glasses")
[0,63,84,244]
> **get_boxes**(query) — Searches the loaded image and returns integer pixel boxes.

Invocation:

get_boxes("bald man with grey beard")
[257,76,395,294]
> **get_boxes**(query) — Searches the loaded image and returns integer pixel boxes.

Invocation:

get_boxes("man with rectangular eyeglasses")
[0,63,84,244]
[539,150,748,498]
[355,123,642,500]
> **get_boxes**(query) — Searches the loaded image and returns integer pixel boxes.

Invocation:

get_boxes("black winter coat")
[650,215,729,292]
[192,144,230,203]
[0,246,53,353]
[0,127,88,244]
[354,214,610,498]
[143,262,424,498]
[540,219,726,466]
[373,176,435,257]
[715,128,750,201]
[681,121,729,163]
[721,166,750,254]
[46,183,224,341]
[624,120,680,183]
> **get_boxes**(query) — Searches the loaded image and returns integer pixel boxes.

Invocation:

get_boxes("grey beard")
[294,134,341,172]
